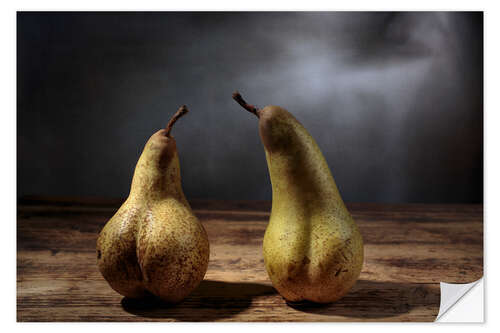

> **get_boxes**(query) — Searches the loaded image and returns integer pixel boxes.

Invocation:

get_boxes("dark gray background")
[17,12,483,203]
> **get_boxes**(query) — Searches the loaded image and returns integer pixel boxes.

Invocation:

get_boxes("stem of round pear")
[165,105,189,137]
[232,91,260,118]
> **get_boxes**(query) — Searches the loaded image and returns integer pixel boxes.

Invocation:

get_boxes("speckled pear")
[233,92,363,303]
[96,106,209,303]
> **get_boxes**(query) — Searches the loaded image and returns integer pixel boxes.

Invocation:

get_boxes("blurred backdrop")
[17,12,483,203]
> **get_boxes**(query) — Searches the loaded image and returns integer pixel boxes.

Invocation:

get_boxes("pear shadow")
[121,279,440,321]
[286,279,440,320]
[121,280,277,321]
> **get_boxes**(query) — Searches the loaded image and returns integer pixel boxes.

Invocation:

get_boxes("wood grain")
[17,197,483,322]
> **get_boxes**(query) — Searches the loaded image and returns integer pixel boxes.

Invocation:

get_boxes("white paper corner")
[435,277,484,322]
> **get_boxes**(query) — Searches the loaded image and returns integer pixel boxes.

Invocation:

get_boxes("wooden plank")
[16,198,483,322]
[17,277,440,322]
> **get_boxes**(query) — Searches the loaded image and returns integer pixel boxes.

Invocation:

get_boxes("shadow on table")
[121,279,439,321]
[121,280,276,321]
[287,279,440,320]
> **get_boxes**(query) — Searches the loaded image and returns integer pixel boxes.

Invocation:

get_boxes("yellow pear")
[233,92,363,303]
[96,106,209,303]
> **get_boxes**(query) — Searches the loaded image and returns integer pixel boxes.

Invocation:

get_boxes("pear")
[96,105,210,303]
[233,92,363,303]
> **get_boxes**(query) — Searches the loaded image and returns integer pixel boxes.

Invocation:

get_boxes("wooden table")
[17,197,483,322]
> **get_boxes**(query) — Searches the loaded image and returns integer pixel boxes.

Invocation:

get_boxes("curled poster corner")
[435,278,484,322]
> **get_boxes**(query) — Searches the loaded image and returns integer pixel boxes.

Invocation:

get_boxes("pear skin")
[233,92,364,303]
[96,106,210,303]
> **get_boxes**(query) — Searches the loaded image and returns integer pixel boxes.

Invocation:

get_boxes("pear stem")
[232,91,260,118]
[165,105,189,136]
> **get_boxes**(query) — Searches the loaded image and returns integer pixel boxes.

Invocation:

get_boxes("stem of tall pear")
[232,91,260,118]
[165,105,189,136]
